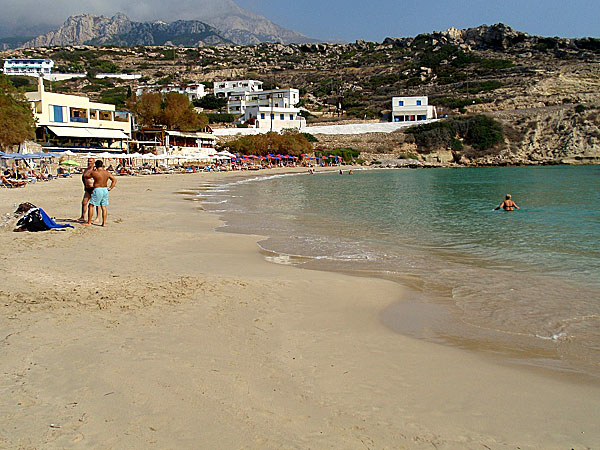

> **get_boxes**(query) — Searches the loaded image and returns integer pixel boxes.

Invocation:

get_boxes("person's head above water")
[506,194,512,200]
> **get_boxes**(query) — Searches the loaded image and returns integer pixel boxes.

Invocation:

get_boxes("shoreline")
[202,166,600,383]
[1,170,599,448]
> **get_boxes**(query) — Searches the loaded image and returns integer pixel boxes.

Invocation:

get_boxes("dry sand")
[1,169,599,449]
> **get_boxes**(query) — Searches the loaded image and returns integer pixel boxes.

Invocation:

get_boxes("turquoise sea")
[200,166,600,378]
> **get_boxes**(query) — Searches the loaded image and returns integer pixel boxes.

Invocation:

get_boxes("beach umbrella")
[60,160,80,166]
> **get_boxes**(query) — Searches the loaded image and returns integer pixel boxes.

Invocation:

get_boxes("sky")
[235,0,600,41]
[0,0,598,41]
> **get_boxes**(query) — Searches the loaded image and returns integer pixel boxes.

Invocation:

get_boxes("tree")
[192,94,227,111]
[221,130,312,156]
[0,74,35,149]
[127,92,208,131]
[161,92,208,131]
[127,92,162,127]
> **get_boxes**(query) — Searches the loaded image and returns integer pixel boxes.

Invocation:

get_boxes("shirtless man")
[78,158,97,222]
[86,160,117,227]
[495,194,520,211]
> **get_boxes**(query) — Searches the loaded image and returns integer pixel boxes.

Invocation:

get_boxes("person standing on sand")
[86,160,117,227]
[78,158,98,222]
[495,194,520,211]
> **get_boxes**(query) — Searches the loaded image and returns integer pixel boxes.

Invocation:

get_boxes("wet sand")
[1,169,599,449]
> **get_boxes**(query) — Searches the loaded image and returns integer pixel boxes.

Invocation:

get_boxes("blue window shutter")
[290,114,294,120]
[53,105,63,123]
[399,100,404,106]
[417,100,422,105]
[261,113,265,119]
[280,114,284,120]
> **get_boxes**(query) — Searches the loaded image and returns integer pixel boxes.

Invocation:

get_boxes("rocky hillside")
[3,23,600,165]
[22,9,314,48]
[23,14,233,48]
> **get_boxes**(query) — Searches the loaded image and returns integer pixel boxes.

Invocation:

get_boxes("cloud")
[0,0,245,35]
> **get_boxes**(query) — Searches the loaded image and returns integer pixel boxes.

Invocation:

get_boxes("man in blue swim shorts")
[86,160,117,227]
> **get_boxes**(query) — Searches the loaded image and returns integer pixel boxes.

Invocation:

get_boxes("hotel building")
[213,80,263,99]
[391,96,437,122]
[2,58,54,76]
[25,78,131,152]
[136,83,207,101]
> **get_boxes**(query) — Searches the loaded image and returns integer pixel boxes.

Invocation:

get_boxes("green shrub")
[193,95,227,111]
[461,80,503,94]
[205,113,236,124]
[406,115,503,152]
[301,132,318,143]
[575,104,586,114]
[99,87,129,108]
[7,76,32,89]
[325,148,361,163]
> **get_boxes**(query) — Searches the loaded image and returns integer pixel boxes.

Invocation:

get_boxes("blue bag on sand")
[16,208,73,232]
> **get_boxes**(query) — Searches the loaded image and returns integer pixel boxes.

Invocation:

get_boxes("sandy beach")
[1,169,599,449]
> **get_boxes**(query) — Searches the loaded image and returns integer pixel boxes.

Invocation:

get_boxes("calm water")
[200,166,600,378]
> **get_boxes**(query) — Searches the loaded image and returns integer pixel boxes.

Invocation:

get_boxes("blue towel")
[39,208,73,229]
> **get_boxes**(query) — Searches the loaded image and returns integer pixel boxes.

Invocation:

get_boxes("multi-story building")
[213,80,263,99]
[391,96,437,122]
[227,88,300,115]
[25,78,131,152]
[136,83,207,101]
[243,106,306,131]
[2,58,54,76]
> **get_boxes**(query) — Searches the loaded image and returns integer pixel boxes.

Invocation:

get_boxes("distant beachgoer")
[86,160,117,227]
[339,169,343,175]
[78,158,97,222]
[495,194,520,211]
[349,170,354,175]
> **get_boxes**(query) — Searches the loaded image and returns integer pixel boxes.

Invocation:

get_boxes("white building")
[227,88,300,115]
[391,96,437,122]
[243,106,306,131]
[136,83,207,101]
[2,58,54,76]
[213,80,263,99]
[25,78,131,152]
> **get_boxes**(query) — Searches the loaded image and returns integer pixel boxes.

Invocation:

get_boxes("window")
[289,114,294,121]
[51,105,64,123]
[280,114,284,121]
[416,100,422,106]
[70,107,88,123]
[270,114,274,120]
[114,111,129,122]
[261,113,265,119]
[398,100,404,106]
[89,110,98,120]
[99,111,113,121]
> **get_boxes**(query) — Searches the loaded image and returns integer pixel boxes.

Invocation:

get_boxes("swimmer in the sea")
[495,194,520,211]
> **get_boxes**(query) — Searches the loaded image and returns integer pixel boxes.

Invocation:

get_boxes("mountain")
[22,14,232,47]
[22,6,315,48]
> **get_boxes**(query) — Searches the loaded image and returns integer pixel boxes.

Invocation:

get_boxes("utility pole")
[270,94,273,132]
[336,74,344,117]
